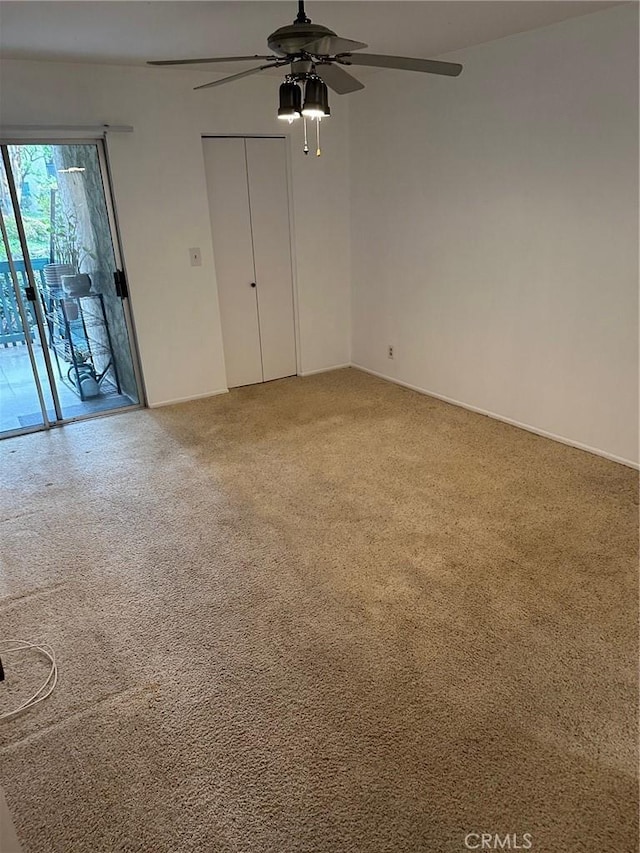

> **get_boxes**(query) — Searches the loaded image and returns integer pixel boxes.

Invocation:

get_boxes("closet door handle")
[250,282,256,288]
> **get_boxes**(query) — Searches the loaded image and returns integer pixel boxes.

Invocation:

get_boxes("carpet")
[0,368,637,853]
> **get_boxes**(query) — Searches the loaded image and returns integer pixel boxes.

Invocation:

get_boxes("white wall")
[2,5,636,465]
[0,60,352,405]
[350,4,638,466]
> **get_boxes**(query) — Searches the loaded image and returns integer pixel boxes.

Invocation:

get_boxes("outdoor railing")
[0,259,49,347]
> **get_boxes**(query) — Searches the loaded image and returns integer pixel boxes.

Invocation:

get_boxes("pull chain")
[316,117,321,157]
[303,117,309,155]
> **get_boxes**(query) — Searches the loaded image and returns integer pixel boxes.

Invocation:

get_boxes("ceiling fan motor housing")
[267,23,337,57]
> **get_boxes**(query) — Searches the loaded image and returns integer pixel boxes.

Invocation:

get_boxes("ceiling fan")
[149,1,463,156]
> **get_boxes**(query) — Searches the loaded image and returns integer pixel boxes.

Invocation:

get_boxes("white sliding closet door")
[203,138,263,387]
[203,137,297,389]
[245,138,297,383]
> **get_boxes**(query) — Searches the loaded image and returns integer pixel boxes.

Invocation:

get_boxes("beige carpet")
[0,368,637,853]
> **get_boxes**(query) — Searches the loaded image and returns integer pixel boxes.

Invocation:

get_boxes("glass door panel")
[0,160,55,435]
[3,142,140,427]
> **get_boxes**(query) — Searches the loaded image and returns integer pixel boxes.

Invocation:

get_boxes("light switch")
[189,247,202,267]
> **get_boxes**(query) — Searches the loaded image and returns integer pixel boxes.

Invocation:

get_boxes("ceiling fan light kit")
[278,74,330,156]
[149,0,463,158]
[277,78,302,121]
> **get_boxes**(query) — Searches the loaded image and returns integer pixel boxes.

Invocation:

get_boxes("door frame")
[99,137,148,407]
[0,137,146,436]
[202,134,302,380]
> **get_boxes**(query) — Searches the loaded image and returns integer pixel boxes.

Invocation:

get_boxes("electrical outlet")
[189,247,202,267]
[388,345,394,359]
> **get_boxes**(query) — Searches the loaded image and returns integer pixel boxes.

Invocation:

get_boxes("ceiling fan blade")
[339,53,463,77]
[301,36,368,56]
[149,55,277,67]
[316,63,364,95]
[194,64,280,91]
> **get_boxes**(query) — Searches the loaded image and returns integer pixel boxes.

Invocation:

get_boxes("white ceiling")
[0,1,621,72]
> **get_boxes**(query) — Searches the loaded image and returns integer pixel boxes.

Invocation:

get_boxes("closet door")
[203,138,262,388]
[245,138,297,382]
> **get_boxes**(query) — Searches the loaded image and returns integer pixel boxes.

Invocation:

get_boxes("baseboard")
[149,388,229,408]
[299,363,351,377]
[351,364,639,470]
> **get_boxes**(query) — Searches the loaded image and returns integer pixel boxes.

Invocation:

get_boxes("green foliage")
[0,212,50,262]
[52,203,95,270]
[0,145,96,269]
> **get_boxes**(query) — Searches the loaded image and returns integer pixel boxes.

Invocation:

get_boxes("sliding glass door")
[0,140,142,436]
[0,190,50,434]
